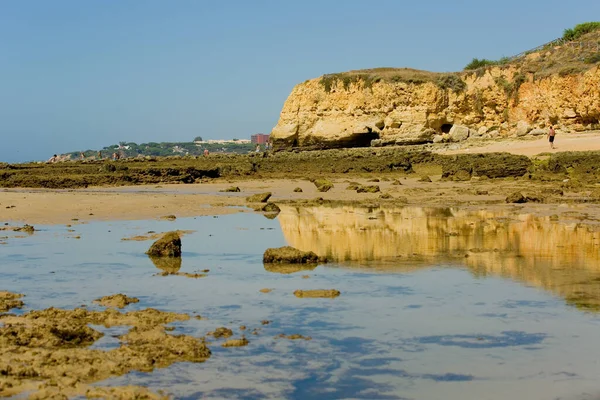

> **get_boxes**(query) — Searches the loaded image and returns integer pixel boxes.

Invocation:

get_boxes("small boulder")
[418,175,432,182]
[529,128,546,136]
[505,192,526,204]
[208,327,233,339]
[314,179,334,192]
[356,185,380,193]
[262,202,281,213]
[14,224,35,234]
[293,187,303,192]
[515,121,531,137]
[448,125,470,142]
[222,338,249,347]
[246,192,272,203]
[146,231,182,257]
[94,294,139,309]
[263,246,321,264]
[220,186,241,192]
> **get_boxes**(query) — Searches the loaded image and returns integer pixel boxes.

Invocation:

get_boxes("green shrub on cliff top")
[562,22,600,42]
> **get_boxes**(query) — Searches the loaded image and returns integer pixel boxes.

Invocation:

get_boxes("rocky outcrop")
[270,65,600,149]
[263,246,322,264]
[146,232,182,257]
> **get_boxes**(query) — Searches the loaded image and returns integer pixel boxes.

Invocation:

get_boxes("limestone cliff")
[271,33,600,149]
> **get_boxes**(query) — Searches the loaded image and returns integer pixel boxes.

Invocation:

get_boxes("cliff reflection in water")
[278,205,600,311]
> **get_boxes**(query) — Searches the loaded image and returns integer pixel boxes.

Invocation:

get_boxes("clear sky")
[1,0,598,162]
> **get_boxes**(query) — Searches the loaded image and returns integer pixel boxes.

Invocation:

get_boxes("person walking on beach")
[80,152,85,160]
[255,144,261,153]
[548,125,556,149]
[203,148,209,157]
[97,151,102,160]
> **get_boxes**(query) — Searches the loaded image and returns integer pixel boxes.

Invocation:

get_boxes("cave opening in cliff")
[441,124,453,134]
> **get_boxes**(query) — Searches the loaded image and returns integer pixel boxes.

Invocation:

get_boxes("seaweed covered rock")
[356,185,380,193]
[263,246,322,264]
[146,231,182,257]
[0,291,25,313]
[313,179,334,192]
[246,192,272,203]
[441,153,531,180]
[94,294,140,309]
[546,151,600,180]
[506,192,526,203]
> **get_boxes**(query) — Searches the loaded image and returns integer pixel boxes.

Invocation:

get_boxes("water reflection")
[149,256,182,273]
[263,263,318,274]
[278,205,600,311]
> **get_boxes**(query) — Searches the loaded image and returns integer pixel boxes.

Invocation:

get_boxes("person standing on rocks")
[548,125,556,149]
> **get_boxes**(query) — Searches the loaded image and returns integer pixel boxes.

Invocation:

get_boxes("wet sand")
[2,172,599,225]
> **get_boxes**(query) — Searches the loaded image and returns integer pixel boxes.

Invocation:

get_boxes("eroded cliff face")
[270,65,600,149]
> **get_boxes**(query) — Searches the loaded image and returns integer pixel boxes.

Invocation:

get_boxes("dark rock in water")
[506,192,526,203]
[146,231,182,257]
[14,224,35,234]
[263,246,323,264]
[261,202,281,213]
[222,337,249,347]
[246,192,272,203]
[208,327,233,339]
[93,294,139,309]
[220,186,241,192]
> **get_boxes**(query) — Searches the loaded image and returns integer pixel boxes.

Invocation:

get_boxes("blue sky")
[1,0,598,162]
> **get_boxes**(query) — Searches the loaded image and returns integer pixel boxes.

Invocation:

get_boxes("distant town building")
[251,133,270,144]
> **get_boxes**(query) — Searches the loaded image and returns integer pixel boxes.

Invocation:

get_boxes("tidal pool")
[1,205,600,399]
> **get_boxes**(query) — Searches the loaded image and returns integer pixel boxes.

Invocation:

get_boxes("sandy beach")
[2,132,600,225]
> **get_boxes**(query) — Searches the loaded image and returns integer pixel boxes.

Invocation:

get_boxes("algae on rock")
[146,231,182,257]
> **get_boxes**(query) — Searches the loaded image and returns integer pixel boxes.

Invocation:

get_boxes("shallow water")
[2,206,600,399]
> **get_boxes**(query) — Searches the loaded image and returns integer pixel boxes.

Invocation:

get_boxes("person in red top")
[548,125,556,149]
